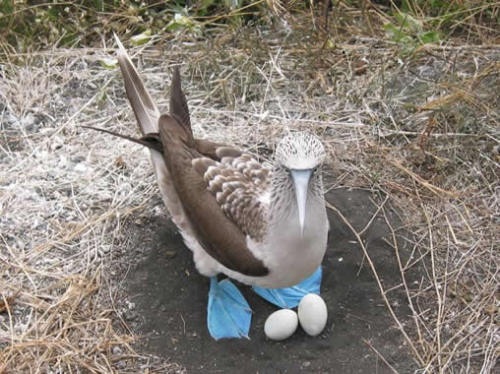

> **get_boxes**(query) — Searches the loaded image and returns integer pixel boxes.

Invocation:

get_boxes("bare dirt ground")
[123,188,417,373]
[1,21,498,373]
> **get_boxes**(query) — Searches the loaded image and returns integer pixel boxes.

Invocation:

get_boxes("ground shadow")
[124,188,417,373]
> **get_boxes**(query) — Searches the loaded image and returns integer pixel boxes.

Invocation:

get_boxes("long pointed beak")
[291,169,312,236]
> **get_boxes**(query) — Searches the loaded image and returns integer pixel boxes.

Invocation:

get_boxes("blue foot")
[252,266,322,308]
[207,277,252,340]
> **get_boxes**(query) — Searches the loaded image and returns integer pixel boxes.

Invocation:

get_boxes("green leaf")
[394,12,423,34]
[99,57,118,69]
[419,30,441,44]
[384,23,407,42]
[130,30,151,46]
[92,0,104,12]
[166,13,197,31]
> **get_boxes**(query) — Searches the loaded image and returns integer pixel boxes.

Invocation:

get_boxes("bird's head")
[275,132,326,234]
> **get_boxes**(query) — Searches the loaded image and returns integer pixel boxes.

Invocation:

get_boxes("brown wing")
[167,59,270,241]
[159,115,269,277]
[193,152,270,241]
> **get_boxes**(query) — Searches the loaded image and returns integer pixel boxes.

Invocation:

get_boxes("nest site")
[1,11,499,374]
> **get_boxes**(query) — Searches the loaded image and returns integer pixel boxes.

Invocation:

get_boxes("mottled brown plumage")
[196,153,270,240]
[155,113,269,276]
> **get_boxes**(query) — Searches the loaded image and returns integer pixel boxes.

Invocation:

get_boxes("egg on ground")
[298,293,328,336]
[264,309,298,341]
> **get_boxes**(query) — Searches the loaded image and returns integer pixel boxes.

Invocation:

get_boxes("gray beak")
[291,169,312,235]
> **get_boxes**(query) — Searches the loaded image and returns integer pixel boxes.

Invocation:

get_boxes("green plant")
[393,0,499,40]
[0,0,275,52]
[384,11,442,54]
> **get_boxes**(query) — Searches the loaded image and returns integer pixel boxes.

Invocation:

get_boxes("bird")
[85,35,329,340]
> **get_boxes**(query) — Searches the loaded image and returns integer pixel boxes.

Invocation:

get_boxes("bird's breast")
[251,202,329,288]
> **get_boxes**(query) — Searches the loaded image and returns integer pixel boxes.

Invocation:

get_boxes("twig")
[326,201,425,366]
[362,338,400,374]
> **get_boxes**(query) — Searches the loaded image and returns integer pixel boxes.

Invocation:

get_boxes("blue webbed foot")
[207,277,252,340]
[252,266,322,308]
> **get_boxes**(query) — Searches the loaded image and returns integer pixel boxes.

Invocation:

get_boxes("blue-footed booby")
[86,35,329,340]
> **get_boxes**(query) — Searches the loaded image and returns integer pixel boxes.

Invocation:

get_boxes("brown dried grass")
[1,12,498,373]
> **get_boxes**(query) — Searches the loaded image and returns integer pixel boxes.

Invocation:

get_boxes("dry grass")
[1,10,499,373]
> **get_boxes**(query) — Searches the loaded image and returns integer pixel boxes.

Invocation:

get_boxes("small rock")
[20,113,36,129]
[115,360,126,369]
[126,301,136,310]
[123,310,138,321]
[74,162,87,173]
[50,136,64,151]
[112,346,122,355]
[16,239,25,251]
[71,155,85,163]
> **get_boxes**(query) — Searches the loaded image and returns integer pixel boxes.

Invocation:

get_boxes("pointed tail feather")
[111,35,187,224]
[114,33,160,135]
[81,126,163,154]
[169,66,193,140]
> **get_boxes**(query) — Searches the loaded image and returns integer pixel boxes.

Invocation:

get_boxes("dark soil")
[124,188,417,373]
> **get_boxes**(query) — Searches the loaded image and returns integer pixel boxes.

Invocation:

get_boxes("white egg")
[264,309,298,341]
[298,293,328,336]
